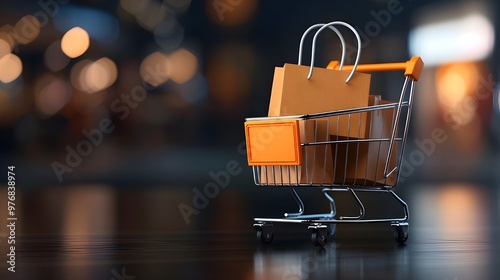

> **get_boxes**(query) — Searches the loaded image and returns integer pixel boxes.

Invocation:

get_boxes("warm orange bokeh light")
[0,26,15,48]
[63,186,116,236]
[140,49,197,86]
[61,27,90,58]
[0,38,11,59]
[168,48,197,84]
[70,59,92,90]
[437,184,487,240]
[206,44,253,113]
[206,0,258,26]
[140,51,171,86]
[35,75,73,117]
[0,53,22,83]
[71,57,117,93]
[83,57,118,93]
[436,62,479,109]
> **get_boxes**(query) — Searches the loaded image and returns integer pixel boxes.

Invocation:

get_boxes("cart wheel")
[311,230,327,247]
[256,228,273,244]
[392,223,409,244]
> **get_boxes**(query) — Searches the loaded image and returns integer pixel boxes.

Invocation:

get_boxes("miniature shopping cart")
[244,57,424,246]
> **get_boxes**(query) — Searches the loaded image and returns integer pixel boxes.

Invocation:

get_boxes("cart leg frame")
[253,188,410,245]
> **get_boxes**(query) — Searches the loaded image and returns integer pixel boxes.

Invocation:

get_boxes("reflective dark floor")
[1,182,499,280]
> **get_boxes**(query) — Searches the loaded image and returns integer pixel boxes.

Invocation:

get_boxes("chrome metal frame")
[254,188,409,225]
[249,78,415,230]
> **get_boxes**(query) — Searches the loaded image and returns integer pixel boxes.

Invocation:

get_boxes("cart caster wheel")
[392,222,409,244]
[254,223,273,244]
[308,225,328,247]
[256,228,273,243]
[311,230,327,247]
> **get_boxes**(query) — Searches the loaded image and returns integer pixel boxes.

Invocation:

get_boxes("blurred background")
[0,0,499,279]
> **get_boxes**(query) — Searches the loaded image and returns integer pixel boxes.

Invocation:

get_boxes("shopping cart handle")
[327,56,424,81]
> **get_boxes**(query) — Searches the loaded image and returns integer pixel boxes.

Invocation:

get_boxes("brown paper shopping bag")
[268,64,371,138]
[260,119,334,185]
[331,96,398,186]
[267,22,372,138]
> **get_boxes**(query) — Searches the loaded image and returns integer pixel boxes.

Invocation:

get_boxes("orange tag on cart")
[245,120,302,166]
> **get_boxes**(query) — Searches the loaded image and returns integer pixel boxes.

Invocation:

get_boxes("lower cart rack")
[253,187,409,246]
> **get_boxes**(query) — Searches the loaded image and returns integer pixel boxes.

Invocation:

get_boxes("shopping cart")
[245,55,423,246]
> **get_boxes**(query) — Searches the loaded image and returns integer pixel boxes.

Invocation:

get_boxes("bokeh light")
[0,25,15,47]
[53,6,120,45]
[154,17,184,52]
[35,75,73,117]
[410,12,494,67]
[121,0,167,31]
[436,62,479,109]
[140,48,197,87]
[120,0,149,15]
[0,38,11,59]
[163,0,191,13]
[70,59,92,91]
[83,57,118,93]
[0,53,22,83]
[14,15,40,45]
[413,183,489,249]
[206,44,254,113]
[140,51,171,87]
[61,27,90,58]
[45,40,71,72]
[71,58,118,93]
[437,184,488,240]
[168,48,197,84]
[137,1,167,31]
[206,0,258,26]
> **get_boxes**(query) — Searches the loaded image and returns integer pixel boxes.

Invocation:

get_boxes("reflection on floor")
[0,182,498,280]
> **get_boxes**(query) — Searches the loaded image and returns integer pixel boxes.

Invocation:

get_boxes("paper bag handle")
[298,23,347,71]
[309,21,362,83]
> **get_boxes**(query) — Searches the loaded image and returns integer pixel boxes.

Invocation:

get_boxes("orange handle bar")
[326,56,424,81]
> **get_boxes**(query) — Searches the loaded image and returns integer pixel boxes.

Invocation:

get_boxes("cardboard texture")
[260,119,333,185]
[267,64,371,138]
[331,96,399,186]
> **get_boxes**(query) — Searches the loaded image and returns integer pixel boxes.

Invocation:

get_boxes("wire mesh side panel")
[253,79,415,189]
[325,106,401,188]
